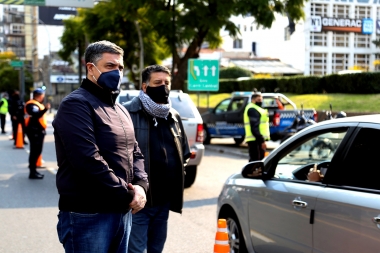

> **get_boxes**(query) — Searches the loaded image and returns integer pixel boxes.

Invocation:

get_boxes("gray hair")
[84,40,124,70]
[141,65,171,87]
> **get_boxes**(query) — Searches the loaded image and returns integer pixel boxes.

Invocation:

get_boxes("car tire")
[234,136,245,145]
[220,212,247,253]
[203,125,211,145]
[184,165,197,188]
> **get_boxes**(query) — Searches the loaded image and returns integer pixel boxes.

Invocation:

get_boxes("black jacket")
[124,96,191,213]
[53,78,148,213]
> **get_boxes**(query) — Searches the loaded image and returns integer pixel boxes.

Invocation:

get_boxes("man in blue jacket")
[53,40,148,253]
[124,65,190,253]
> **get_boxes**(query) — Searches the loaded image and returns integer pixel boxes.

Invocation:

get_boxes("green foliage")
[219,67,252,79]
[217,72,380,94]
[59,0,306,90]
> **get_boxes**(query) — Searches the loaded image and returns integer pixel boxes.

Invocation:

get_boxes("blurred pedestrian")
[244,92,270,162]
[25,88,50,179]
[124,64,191,253]
[9,90,27,146]
[53,40,148,253]
[0,92,9,134]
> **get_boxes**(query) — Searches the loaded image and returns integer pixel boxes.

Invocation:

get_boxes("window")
[310,53,327,76]
[310,32,327,46]
[215,99,230,114]
[233,39,243,49]
[332,54,349,73]
[354,34,371,48]
[355,6,371,19]
[333,5,350,18]
[354,54,370,70]
[338,128,380,190]
[333,32,349,47]
[229,98,246,112]
[244,25,247,32]
[10,24,24,34]
[7,36,25,47]
[310,3,328,16]
[274,129,348,181]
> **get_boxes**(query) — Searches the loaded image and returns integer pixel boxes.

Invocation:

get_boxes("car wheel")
[220,212,247,253]
[234,136,245,145]
[203,125,211,145]
[184,165,197,188]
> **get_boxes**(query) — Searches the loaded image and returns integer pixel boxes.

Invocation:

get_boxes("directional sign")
[10,61,24,68]
[188,59,219,91]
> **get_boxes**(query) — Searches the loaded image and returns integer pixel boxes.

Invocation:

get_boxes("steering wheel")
[292,161,330,181]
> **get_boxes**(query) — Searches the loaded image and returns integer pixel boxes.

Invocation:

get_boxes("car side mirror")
[241,161,264,179]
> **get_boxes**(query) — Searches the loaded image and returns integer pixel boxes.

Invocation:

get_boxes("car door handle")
[372,217,380,224]
[292,200,308,208]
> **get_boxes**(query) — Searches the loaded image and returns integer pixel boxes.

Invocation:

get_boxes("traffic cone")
[14,123,24,149]
[213,219,230,253]
[36,155,43,167]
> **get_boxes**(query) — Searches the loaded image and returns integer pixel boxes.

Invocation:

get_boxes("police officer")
[25,88,50,179]
[0,92,9,134]
[243,92,270,162]
[9,90,27,146]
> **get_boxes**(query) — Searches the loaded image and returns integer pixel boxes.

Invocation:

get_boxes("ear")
[86,63,95,75]
[142,82,148,93]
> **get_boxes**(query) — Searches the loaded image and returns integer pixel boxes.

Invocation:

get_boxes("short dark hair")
[141,65,171,86]
[251,92,262,100]
[84,41,124,72]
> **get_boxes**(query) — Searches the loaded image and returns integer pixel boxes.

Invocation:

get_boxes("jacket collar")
[81,78,119,106]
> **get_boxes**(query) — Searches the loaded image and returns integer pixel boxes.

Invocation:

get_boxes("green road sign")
[10,61,24,68]
[24,0,45,5]
[188,59,219,91]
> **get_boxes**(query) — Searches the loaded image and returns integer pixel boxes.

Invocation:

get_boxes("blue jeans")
[57,210,132,253]
[128,203,170,253]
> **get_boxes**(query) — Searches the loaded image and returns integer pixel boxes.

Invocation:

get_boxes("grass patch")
[189,93,380,113]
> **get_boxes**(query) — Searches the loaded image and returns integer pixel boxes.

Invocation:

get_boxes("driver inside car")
[307,163,325,182]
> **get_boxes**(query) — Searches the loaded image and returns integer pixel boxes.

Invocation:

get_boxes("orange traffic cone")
[14,123,24,149]
[213,219,230,253]
[36,155,43,167]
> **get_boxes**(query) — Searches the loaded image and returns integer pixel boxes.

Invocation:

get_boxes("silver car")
[217,114,380,253]
[118,89,205,188]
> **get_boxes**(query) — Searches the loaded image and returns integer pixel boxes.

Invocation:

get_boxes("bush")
[219,66,252,79]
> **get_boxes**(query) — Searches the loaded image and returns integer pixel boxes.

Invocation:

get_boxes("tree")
[372,39,380,71]
[60,0,305,90]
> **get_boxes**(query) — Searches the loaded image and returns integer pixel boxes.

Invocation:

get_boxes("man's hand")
[128,183,146,214]
[261,142,267,150]
[45,103,51,110]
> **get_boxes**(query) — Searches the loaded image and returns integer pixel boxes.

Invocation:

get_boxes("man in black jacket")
[53,40,148,253]
[9,90,27,146]
[124,65,191,253]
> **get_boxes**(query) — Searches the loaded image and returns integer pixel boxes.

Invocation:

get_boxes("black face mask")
[255,101,263,107]
[146,85,170,104]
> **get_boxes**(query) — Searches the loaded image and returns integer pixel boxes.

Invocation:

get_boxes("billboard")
[0,0,93,8]
[310,16,374,34]
[39,6,77,25]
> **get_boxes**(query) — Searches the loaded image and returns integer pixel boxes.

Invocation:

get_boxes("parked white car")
[117,89,204,188]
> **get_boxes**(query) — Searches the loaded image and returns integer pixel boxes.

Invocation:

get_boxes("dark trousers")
[247,140,265,162]
[26,129,45,171]
[11,118,25,145]
[0,114,5,132]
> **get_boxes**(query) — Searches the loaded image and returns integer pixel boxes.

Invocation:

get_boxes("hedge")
[197,72,380,94]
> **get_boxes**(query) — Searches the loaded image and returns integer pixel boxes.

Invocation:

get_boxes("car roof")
[313,114,380,127]
[231,91,286,98]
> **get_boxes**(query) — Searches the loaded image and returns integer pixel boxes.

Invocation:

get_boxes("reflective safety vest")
[244,103,270,142]
[24,100,47,129]
[0,98,8,115]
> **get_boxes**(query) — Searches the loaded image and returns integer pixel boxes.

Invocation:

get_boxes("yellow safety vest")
[244,103,270,142]
[24,100,47,129]
[0,98,8,114]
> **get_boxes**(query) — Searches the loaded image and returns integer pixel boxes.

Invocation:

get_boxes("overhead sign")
[51,75,86,84]
[311,16,374,34]
[188,59,219,91]
[39,6,77,25]
[10,60,24,68]
[0,0,93,8]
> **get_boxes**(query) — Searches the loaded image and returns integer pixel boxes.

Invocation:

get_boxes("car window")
[274,129,348,181]
[215,99,230,114]
[170,95,195,118]
[263,97,278,108]
[229,98,246,112]
[338,128,380,190]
